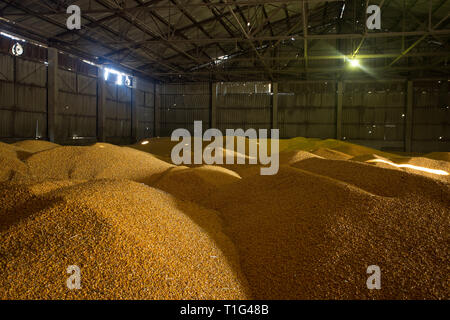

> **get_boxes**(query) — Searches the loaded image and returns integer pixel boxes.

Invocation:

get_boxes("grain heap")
[153,165,241,203]
[424,152,450,162]
[12,140,59,153]
[0,138,449,300]
[24,143,173,184]
[310,148,353,161]
[201,165,449,299]
[0,142,30,182]
[0,179,249,299]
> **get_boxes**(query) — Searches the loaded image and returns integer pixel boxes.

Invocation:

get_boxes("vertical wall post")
[97,69,106,142]
[154,83,161,137]
[405,80,413,152]
[131,80,138,142]
[47,48,58,142]
[272,82,278,131]
[336,81,343,140]
[211,82,217,129]
[438,79,448,108]
[12,56,17,139]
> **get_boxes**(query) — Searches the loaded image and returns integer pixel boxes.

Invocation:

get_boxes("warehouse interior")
[0,0,449,300]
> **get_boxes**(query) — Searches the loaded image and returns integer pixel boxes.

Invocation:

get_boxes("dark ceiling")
[0,0,449,82]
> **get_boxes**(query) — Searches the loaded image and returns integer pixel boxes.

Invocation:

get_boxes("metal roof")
[0,0,449,82]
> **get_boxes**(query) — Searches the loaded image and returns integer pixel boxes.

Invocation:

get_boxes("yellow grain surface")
[0,180,249,300]
[0,138,449,299]
[201,165,449,299]
[424,152,450,162]
[24,143,173,184]
[13,140,60,153]
[0,143,30,182]
[310,148,353,161]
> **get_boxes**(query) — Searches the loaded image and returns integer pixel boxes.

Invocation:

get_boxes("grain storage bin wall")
[159,83,210,136]
[0,53,47,141]
[216,82,271,132]
[56,68,97,144]
[105,81,133,145]
[412,80,449,152]
[278,82,336,139]
[135,78,155,140]
[342,81,406,152]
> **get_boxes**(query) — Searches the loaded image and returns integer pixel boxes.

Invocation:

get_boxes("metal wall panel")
[217,82,271,133]
[278,82,336,139]
[0,54,14,81]
[0,82,15,108]
[0,50,152,145]
[16,59,46,86]
[105,81,132,144]
[16,58,47,140]
[57,69,97,143]
[0,46,447,154]
[0,53,47,140]
[160,83,209,136]
[412,80,449,152]
[135,78,154,140]
[342,81,406,151]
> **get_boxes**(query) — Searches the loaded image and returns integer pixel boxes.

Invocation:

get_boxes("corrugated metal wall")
[412,80,449,152]
[342,81,406,151]
[0,53,47,140]
[105,82,133,145]
[57,68,97,143]
[135,78,155,141]
[0,49,155,145]
[0,35,447,153]
[159,83,210,136]
[216,82,272,132]
[278,82,336,139]
[156,80,448,153]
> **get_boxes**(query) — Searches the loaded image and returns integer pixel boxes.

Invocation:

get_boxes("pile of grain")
[0,142,30,159]
[350,154,450,182]
[277,137,392,157]
[310,148,353,161]
[0,143,30,182]
[0,179,249,299]
[1,138,449,300]
[152,165,241,203]
[13,140,59,153]
[24,143,173,184]
[201,165,449,299]
[290,156,448,197]
[424,152,450,162]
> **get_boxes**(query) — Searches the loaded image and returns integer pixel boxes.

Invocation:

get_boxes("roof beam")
[389,14,450,67]
[54,0,164,38]
[203,0,245,52]
[0,17,161,80]
[224,0,274,80]
[1,0,343,15]
[153,64,450,76]
[21,0,183,74]
[168,0,228,56]
[92,0,205,68]
[262,5,275,37]
[137,11,305,65]
[302,1,308,69]
[119,30,450,45]
[104,0,213,62]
